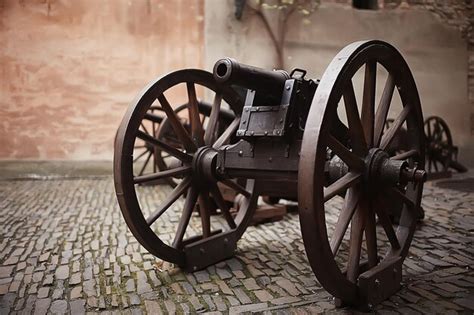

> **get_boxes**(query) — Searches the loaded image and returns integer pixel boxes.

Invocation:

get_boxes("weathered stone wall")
[327,0,474,137]
[0,0,204,160]
[205,0,473,167]
[1,0,472,166]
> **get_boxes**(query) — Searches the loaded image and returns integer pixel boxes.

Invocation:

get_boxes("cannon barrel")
[213,58,290,95]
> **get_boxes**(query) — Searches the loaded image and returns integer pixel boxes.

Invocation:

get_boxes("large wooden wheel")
[298,40,425,307]
[114,69,258,269]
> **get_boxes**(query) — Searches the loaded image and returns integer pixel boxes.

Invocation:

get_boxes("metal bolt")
[200,248,205,254]
[250,131,254,135]
[193,266,197,271]
[256,107,260,111]
[264,131,268,136]
[224,238,228,244]
[276,130,280,135]
[242,120,246,124]
[238,150,243,156]
[279,118,283,123]
[368,303,373,310]
[286,85,291,90]
[375,279,380,287]
[245,107,249,112]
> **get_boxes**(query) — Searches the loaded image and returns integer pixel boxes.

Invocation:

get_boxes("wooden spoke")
[146,177,192,226]
[133,148,149,162]
[343,81,367,155]
[346,197,367,283]
[426,120,432,138]
[380,105,410,150]
[330,187,361,255]
[361,61,376,148]
[365,200,378,267]
[152,118,157,173]
[186,83,205,145]
[326,135,365,171]
[324,172,361,202]
[140,122,151,136]
[157,94,197,152]
[220,179,251,198]
[198,191,213,238]
[134,166,191,184]
[144,112,164,124]
[391,149,419,161]
[136,130,192,163]
[204,93,223,145]
[374,74,395,147]
[138,151,152,176]
[172,186,199,249]
[388,187,415,209]
[373,198,400,249]
[212,117,240,149]
[209,184,237,229]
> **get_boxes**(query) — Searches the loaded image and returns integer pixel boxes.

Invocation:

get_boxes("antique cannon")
[424,116,467,179]
[114,40,427,308]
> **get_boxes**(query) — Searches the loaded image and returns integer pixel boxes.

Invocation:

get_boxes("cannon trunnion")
[114,40,426,309]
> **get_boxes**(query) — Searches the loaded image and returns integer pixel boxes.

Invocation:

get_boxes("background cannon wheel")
[298,40,425,307]
[423,115,467,175]
[114,69,258,269]
[131,105,164,181]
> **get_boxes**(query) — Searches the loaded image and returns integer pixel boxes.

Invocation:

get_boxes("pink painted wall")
[0,0,204,160]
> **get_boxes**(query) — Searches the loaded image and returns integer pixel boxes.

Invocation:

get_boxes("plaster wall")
[205,1,473,167]
[0,0,203,160]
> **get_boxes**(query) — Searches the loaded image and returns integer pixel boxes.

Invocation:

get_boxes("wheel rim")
[424,116,453,173]
[298,40,425,304]
[114,69,257,266]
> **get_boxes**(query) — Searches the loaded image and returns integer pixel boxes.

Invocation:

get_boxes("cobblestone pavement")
[0,177,473,314]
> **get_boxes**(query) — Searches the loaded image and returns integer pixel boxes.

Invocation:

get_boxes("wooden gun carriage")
[114,40,427,309]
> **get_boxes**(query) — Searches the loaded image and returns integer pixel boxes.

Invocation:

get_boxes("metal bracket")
[358,256,402,309]
[236,79,295,137]
[183,230,237,272]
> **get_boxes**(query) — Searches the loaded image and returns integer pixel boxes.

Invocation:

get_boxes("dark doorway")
[353,0,378,9]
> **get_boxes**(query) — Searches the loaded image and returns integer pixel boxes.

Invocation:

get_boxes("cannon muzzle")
[213,58,290,95]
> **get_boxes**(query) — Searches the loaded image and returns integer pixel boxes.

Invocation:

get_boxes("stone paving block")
[163,299,176,313]
[233,288,252,304]
[55,265,69,280]
[144,300,163,314]
[453,297,474,311]
[242,278,260,290]
[69,299,85,315]
[254,289,274,302]
[50,299,68,314]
